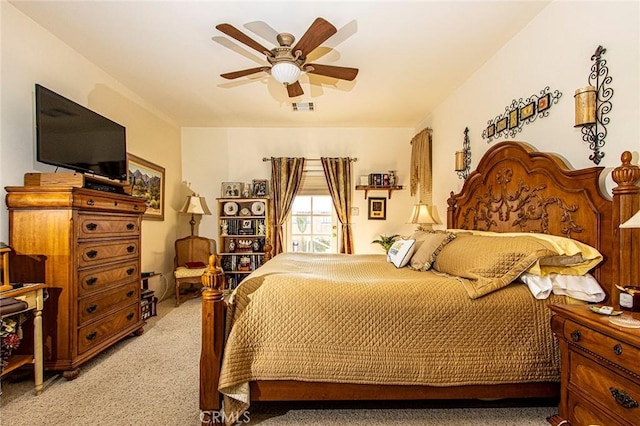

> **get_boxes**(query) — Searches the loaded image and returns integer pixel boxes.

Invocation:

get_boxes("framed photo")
[537,94,551,112]
[368,197,387,220]
[252,179,269,198]
[508,109,519,129]
[486,124,496,138]
[496,117,508,133]
[520,101,536,120]
[221,182,242,198]
[128,153,165,221]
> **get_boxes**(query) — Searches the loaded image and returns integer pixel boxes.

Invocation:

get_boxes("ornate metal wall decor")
[455,127,471,180]
[575,45,613,165]
[482,87,562,143]
[457,167,583,238]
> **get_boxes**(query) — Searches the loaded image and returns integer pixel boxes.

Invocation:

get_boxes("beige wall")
[0,2,182,298]
[181,127,417,254]
[419,1,640,213]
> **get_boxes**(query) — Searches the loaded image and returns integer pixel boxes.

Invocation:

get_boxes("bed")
[199,141,640,425]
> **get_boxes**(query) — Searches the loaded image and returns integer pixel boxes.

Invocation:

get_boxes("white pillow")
[387,239,416,268]
[520,272,605,302]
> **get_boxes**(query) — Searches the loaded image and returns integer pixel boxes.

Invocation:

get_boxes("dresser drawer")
[73,193,144,214]
[77,261,139,296]
[78,239,139,268]
[569,351,640,424]
[77,213,140,239]
[77,305,140,355]
[78,282,140,325]
[568,391,623,426]
[563,318,640,375]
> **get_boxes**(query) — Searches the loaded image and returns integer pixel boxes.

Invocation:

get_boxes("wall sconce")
[455,127,471,180]
[574,45,613,165]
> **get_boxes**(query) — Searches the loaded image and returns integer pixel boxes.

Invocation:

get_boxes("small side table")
[1,283,46,395]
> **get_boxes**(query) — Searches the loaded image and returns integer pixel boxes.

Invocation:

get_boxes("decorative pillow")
[453,230,603,276]
[434,234,557,299]
[185,261,206,269]
[387,239,416,268]
[409,232,456,271]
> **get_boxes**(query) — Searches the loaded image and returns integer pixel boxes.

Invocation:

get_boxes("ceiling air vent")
[292,102,314,112]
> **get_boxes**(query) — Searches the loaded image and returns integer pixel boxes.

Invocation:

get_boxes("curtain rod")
[262,157,358,162]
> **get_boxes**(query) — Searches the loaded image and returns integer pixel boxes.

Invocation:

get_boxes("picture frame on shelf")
[520,101,536,120]
[368,197,387,220]
[127,153,165,221]
[221,182,242,198]
[252,179,269,197]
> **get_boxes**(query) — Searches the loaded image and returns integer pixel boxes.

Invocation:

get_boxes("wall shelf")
[355,185,404,199]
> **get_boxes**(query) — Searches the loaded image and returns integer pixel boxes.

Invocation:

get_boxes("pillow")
[434,234,557,299]
[185,261,206,269]
[453,230,603,276]
[520,272,606,302]
[409,231,456,271]
[387,239,416,268]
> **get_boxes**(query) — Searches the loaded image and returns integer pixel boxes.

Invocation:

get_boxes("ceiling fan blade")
[216,23,272,56]
[292,18,337,57]
[304,64,359,81]
[286,81,304,97]
[221,67,269,80]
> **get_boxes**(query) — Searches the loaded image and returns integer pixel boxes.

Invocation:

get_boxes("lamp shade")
[620,211,640,228]
[180,195,212,216]
[455,151,466,171]
[271,61,301,84]
[574,85,597,127]
[407,202,436,226]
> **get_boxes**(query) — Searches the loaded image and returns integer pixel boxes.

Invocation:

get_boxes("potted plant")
[371,234,400,253]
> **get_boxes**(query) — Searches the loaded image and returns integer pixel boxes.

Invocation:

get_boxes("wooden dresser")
[5,186,146,379]
[549,304,640,426]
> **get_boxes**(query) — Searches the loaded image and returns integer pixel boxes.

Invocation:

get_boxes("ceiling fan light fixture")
[271,61,301,85]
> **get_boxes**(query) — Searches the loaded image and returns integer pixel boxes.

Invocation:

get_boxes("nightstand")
[549,304,640,426]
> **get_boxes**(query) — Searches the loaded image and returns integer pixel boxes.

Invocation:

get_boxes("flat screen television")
[35,84,128,182]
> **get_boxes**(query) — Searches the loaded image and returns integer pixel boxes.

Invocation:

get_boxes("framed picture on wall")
[368,197,387,220]
[537,94,551,112]
[508,109,519,129]
[486,124,496,138]
[496,117,508,133]
[127,153,165,221]
[520,101,536,120]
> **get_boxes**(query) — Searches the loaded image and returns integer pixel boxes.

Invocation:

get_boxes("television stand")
[24,173,131,195]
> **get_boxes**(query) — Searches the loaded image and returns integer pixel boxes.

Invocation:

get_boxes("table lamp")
[407,202,438,231]
[180,194,212,236]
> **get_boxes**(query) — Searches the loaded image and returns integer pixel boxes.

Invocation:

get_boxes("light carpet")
[1,297,557,425]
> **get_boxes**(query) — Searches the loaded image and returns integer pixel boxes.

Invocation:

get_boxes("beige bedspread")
[219,252,566,417]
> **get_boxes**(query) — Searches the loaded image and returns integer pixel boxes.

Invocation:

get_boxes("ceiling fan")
[216,17,359,98]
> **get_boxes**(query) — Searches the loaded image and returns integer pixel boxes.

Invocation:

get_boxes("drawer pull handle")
[86,277,98,286]
[127,245,135,253]
[86,331,97,341]
[610,387,639,409]
[85,223,98,231]
[126,312,135,321]
[126,223,135,230]
[87,199,95,206]
[126,268,135,275]
[570,330,581,342]
[86,250,98,259]
[126,290,135,298]
[134,205,139,210]
[86,304,98,314]
[613,343,623,355]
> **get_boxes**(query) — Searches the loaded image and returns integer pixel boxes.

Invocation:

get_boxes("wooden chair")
[173,236,216,306]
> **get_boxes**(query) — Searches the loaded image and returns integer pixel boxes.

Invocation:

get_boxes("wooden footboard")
[199,143,640,420]
[200,255,226,424]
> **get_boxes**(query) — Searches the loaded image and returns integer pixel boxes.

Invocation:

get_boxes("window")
[289,195,337,253]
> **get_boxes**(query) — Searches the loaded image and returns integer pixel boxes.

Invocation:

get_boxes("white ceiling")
[10,1,551,128]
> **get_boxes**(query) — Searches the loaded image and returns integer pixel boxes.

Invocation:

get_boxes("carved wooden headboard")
[447,142,617,288]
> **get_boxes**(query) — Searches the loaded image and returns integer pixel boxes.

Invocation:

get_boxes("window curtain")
[270,157,306,255]
[409,128,433,204]
[321,157,354,254]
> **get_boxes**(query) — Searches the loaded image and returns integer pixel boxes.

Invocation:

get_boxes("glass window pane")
[313,197,333,214]
[292,215,311,235]
[292,196,311,214]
